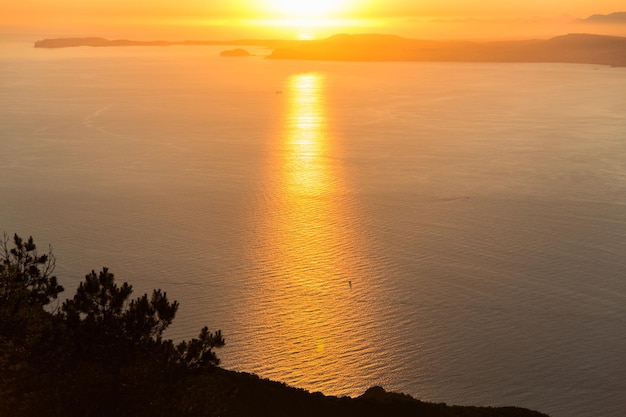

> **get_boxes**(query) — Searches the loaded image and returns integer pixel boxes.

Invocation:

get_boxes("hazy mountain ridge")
[580,12,626,23]
[34,33,626,66]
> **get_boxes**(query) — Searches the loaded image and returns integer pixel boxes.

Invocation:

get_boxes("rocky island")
[220,48,252,57]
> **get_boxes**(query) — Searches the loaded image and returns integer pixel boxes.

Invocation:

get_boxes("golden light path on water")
[230,73,389,395]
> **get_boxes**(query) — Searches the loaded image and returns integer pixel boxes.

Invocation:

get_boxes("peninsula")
[34,33,626,67]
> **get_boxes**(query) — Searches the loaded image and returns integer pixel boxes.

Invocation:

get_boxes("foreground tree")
[60,267,224,369]
[0,234,68,415]
[61,268,177,350]
[0,233,63,307]
[1,234,224,417]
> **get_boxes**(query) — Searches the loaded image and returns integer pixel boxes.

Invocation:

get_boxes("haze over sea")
[1,39,625,417]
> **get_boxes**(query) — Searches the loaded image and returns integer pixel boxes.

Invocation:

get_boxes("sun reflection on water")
[284,74,327,198]
[235,73,383,395]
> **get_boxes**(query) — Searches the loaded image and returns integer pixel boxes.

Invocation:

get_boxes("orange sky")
[2,0,625,40]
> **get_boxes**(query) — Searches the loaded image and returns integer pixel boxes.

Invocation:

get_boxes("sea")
[1,37,625,417]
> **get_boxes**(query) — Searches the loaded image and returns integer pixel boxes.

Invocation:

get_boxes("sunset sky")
[2,0,625,40]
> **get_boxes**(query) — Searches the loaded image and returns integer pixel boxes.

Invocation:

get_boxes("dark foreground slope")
[195,367,549,417]
[2,236,550,417]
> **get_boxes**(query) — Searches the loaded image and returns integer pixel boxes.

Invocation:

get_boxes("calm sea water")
[1,39,625,417]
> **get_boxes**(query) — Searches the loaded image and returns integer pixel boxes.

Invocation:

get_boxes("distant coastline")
[33,36,292,49]
[34,33,626,67]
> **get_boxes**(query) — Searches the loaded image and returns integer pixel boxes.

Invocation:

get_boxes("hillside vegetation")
[1,234,549,417]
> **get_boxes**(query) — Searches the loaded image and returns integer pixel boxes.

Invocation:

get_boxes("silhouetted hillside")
[1,233,550,417]
[197,367,551,417]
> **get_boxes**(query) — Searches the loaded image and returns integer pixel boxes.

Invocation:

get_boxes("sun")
[247,0,374,39]
[269,0,350,18]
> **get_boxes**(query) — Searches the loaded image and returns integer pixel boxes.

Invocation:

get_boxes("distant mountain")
[580,12,626,23]
[266,33,626,67]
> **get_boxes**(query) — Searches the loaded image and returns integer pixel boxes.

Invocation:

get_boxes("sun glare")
[245,0,376,38]
[269,0,349,17]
